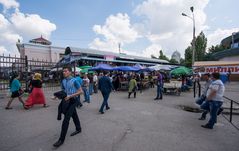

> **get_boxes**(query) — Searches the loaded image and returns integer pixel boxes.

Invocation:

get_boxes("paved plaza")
[0,83,238,151]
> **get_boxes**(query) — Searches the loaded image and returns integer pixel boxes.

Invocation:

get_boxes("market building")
[16,36,169,66]
[193,32,239,81]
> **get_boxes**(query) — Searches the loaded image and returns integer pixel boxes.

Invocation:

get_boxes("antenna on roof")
[118,42,121,53]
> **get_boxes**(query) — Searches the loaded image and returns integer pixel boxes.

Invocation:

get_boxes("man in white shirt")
[200,72,225,129]
[93,73,98,93]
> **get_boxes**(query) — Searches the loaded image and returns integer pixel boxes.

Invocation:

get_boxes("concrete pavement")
[0,83,238,151]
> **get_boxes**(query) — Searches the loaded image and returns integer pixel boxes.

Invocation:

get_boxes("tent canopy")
[113,66,139,72]
[148,65,172,71]
[89,63,114,71]
[170,66,192,76]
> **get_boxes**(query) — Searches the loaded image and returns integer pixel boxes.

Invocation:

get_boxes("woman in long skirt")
[25,73,48,108]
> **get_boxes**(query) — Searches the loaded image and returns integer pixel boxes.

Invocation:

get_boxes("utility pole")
[182,6,196,66]
[118,42,121,53]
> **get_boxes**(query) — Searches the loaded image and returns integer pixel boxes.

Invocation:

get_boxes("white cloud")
[89,13,140,53]
[133,0,210,58]
[207,28,239,48]
[0,13,22,55]
[0,46,9,54]
[0,1,56,56]
[0,0,19,12]
[143,44,162,58]
[10,11,56,40]
[90,0,212,59]
[91,0,237,59]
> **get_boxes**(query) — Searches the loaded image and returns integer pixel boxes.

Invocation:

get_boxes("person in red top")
[24,73,48,109]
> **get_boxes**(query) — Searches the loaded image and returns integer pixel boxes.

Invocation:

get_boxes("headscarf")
[33,73,42,80]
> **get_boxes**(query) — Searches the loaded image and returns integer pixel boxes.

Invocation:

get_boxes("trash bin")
[220,74,227,83]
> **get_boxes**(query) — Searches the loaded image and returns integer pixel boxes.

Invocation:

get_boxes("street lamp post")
[182,6,196,66]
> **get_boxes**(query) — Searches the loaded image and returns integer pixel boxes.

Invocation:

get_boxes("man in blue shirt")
[53,66,83,148]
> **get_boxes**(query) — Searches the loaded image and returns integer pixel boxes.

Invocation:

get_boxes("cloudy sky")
[0,0,238,58]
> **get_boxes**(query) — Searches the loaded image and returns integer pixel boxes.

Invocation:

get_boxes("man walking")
[154,71,163,100]
[201,72,225,129]
[196,73,212,120]
[53,66,83,147]
[98,71,113,114]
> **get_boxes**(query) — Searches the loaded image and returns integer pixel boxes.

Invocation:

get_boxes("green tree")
[169,58,179,64]
[159,50,169,61]
[180,58,185,66]
[208,44,225,54]
[195,31,207,61]
[204,44,226,61]
[184,46,192,67]
[184,31,207,66]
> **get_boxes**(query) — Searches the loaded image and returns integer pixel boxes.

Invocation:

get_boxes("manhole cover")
[179,105,202,113]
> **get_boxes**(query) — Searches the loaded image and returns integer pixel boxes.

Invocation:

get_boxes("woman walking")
[25,73,48,108]
[128,75,137,98]
[5,73,26,109]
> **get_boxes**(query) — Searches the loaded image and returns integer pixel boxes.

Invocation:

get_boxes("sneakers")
[201,124,213,129]
[99,111,104,114]
[106,107,110,110]
[198,117,206,120]
[217,108,224,115]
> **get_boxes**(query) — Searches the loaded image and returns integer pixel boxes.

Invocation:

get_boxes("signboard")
[194,66,239,74]
[104,55,115,61]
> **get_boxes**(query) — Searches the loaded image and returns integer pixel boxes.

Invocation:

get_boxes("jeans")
[193,81,201,98]
[196,95,206,105]
[89,83,93,95]
[76,96,82,107]
[82,87,90,102]
[93,82,98,93]
[99,92,110,112]
[156,84,163,99]
[200,100,223,128]
[201,110,209,119]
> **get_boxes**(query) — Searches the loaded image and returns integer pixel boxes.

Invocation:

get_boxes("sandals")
[23,105,30,110]
[43,104,49,108]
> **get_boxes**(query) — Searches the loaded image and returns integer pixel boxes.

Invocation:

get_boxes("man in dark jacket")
[98,71,113,114]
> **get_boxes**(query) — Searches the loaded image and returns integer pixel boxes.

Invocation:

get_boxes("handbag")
[132,86,137,92]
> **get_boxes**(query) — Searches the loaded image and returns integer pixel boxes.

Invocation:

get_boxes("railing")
[0,54,58,90]
[222,96,239,130]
